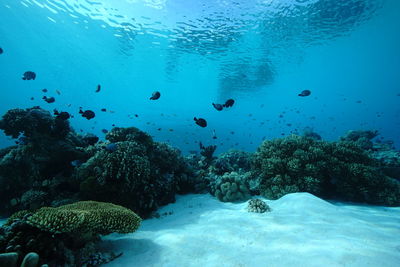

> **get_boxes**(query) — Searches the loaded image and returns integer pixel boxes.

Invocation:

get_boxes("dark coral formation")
[0,106,70,139]
[0,107,88,215]
[77,127,192,217]
[0,201,140,266]
[340,130,378,150]
[211,150,253,175]
[253,135,400,206]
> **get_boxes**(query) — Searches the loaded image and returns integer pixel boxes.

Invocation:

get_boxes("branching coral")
[211,150,253,175]
[253,135,400,206]
[247,199,271,213]
[0,106,70,139]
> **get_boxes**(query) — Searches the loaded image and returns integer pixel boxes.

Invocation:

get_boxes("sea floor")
[101,193,400,267]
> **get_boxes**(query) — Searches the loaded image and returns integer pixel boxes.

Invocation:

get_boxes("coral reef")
[0,201,140,266]
[0,107,88,216]
[340,130,378,150]
[77,127,192,218]
[302,127,322,140]
[208,171,252,202]
[247,199,271,213]
[253,135,400,206]
[27,201,141,235]
[199,142,217,166]
[370,142,400,181]
[0,106,70,139]
[211,150,253,175]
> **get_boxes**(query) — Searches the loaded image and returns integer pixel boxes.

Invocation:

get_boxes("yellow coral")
[27,201,141,235]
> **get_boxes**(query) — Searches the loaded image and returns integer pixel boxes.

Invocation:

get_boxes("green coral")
[77,136,191,217]
[27,201,141,235]
[253,135,400,206]
[211,150,253,175]
[209,171,251,202]
[106,127,153,146]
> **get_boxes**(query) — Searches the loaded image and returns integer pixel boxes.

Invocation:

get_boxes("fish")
[56,89,61,95]
[71,160,83,167]
[212,129,217,139]
[150,91,161,100]
[105,143,118,152]
[42,88,48,93]
[298,90,311,97]
[101,129,108,134]
[43,96,55,103]
[134,114,139,117]
[79,108,95,120]
[101,108,107,112]
[0,47,3,54]
[53,109,70,120]
[96,84,101,93]
[22,71,36,80]
[212,103,223,111]
[223,99,234,108]
[30,97,34,100]
[194,117,207,127]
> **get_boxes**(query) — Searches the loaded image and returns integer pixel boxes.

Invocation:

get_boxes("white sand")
[102,193,400,267]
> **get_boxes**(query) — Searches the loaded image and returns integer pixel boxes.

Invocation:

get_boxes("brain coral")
[27,201,141,235]
[209,171,252,202]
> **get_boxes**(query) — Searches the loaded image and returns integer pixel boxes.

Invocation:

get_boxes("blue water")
[1,0,400,153]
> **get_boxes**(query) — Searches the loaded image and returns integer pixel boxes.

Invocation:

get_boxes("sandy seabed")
[100,193,400,267]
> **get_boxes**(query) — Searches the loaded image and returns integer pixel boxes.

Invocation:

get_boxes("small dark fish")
[101,129,108,134]
[101,108,107,112]
[150,91,161,100]
[194,117,207,127]
[71,160,83,167]
[30,97,34,100]
[134,114,139,117]
[212,103,223,111]
[298,90,311,97]
[53,109,70,120]
[43,96,55,103]
[112,124,115,127]
[356,100,362,103]
[0,47,3,54]
[79,108,95,120]
[212,129,217,139]
[96,84,101,93]
[223,99,234,108]
[157,128,162,131]
[105,143,118,152]
[22,71,36,80]
[42,88,48,93]
[56,89,61,95]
